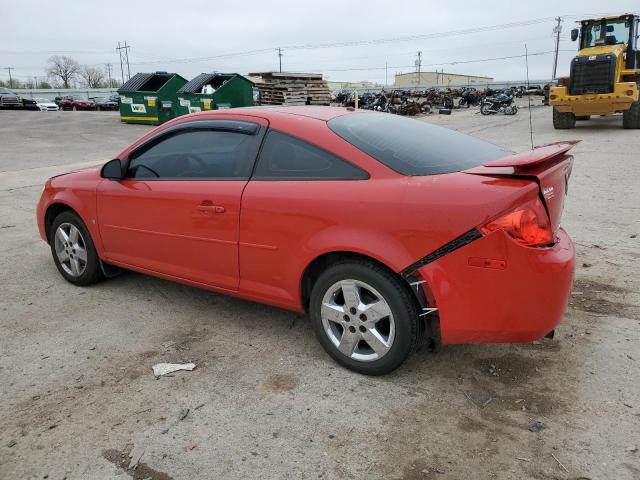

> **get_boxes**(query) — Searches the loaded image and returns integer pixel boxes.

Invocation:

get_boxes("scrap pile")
[251,72,331,106]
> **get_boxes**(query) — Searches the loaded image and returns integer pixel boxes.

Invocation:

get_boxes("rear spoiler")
[482,140,580,168]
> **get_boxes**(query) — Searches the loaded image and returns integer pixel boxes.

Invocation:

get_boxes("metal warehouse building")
[394,71,494,87]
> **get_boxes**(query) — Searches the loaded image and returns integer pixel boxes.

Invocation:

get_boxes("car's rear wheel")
[309,261,419,375]
[50,211,104,286]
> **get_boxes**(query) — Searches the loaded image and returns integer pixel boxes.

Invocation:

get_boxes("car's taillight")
[479,198,553,247]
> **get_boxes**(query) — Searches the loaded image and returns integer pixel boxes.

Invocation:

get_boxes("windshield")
[328,112,510,176]
[35,98,50,103]
[583,18,630,48]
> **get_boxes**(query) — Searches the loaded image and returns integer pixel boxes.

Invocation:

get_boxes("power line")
[314,50,555,73]
[125,16,558,67]
[281,17,557,50]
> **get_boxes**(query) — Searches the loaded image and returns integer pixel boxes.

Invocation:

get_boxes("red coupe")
[57,95,96,111]
[36,107,575,375]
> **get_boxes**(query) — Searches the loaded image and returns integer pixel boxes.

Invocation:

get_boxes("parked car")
[36,107,576,375]
[22,98,39,111]
[57,95,96,111]
[91,96,119,111]
[34,98,59,111]
[0,87,23,109]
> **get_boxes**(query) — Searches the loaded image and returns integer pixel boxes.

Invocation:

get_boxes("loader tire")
[622,101,640,129]
[575,115,590,120]
[553,108,576,129]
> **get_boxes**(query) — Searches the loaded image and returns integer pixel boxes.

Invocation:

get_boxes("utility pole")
[415,51,422,85]
[385,61,388,87]
[105,63,113,88]
[124,41,131,80]
[277,48,283,73]
[5,67,14,88]
[116,42,125,84]
[116,41,131,82]
[552,17,562,80]
[34,76,38,89]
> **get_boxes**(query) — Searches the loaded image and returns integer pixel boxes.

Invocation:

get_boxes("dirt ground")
[1,104,638,480]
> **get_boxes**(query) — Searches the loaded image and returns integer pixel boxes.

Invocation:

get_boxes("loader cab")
[571,14,639,69]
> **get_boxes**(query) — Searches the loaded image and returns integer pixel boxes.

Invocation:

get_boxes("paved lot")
[1,106,639,480]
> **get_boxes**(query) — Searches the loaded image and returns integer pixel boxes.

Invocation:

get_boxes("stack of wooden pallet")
[250,72,331,106]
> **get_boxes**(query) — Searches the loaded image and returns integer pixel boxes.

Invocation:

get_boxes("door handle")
[197,203,225,214]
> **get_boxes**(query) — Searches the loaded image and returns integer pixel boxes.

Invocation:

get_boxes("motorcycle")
[480,92,518,115]
[458,88,482,108]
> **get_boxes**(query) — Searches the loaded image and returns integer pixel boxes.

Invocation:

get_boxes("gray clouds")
[1,1,635,84]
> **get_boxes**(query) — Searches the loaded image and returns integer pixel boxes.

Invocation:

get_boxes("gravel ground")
[0,105,638,480]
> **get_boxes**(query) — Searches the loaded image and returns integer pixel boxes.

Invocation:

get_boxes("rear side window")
[253,130,368,180]
[128,129,256,179]
[328,113,511,176]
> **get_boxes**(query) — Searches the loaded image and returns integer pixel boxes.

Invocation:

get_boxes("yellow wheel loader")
[550,14,640,129]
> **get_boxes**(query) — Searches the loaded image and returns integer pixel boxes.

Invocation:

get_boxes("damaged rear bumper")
[415,228,575,344]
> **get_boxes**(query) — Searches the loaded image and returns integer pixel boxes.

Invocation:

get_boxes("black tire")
[49,211,104,286]
[623,101,640,129]
[553,108,576,129]
[480,102,496,115]
[309,260,420,375]
[575,115,590,120]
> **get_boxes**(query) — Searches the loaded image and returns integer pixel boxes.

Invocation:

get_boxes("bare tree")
[46,55,80,88]
[79,65,105,88]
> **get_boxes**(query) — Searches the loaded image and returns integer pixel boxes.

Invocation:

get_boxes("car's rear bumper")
[417,228,574,344]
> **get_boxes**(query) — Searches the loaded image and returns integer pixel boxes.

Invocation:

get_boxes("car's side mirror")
[571,28,579,41]
[101,158,124,180]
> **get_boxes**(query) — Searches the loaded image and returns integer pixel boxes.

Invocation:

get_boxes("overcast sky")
[1,1,637,86]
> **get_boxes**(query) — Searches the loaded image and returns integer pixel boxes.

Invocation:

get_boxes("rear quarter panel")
[239,118,541,310]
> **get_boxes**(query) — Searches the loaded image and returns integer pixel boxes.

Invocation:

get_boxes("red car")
[57,95,96,111]
[36,107,575,375]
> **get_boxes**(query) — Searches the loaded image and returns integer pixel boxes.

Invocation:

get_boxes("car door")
[239,129,370,306]
[97,119,265,291]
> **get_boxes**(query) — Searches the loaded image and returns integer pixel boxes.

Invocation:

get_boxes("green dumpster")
[118,72,187,125]
[175,73,254,116]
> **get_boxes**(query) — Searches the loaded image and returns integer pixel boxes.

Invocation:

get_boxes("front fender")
[38,173,103,255]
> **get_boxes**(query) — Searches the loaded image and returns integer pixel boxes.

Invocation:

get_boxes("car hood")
[49,165,102,185]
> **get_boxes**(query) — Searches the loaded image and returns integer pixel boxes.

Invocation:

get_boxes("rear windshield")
[328,112,511,176]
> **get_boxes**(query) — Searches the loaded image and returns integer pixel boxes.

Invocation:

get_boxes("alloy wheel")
[320,279,395,362]
[54,223,88,277]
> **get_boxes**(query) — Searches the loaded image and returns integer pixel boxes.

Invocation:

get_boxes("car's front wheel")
[50,211,104,286]
[309,260,420,375]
